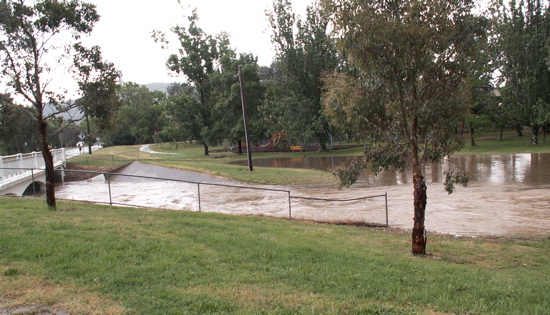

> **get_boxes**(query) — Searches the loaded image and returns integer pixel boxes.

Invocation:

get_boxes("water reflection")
[239,153,550,188]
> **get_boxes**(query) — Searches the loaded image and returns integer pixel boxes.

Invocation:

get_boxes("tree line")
[1,0,549,254]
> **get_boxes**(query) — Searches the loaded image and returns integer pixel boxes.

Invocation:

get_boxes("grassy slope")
[1,198,549,314]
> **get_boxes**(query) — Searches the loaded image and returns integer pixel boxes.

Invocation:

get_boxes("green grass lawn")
[458,130,550,155]
[1,197,548,314]
[67,130,549,186]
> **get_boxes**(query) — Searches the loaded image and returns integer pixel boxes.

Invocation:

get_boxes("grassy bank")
[66,130,550,186]
[457,130,550,155]
[1,197,548,314]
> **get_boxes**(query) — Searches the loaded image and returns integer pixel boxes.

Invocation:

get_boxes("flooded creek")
[54,154,550,236]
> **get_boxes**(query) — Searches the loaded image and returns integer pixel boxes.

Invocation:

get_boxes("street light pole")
[238,65,253,172]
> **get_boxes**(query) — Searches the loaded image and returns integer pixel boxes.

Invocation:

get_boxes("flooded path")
[55,154,550,236]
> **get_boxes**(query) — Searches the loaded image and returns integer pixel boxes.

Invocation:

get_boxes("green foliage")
[211,54,267,147]
[264,1,338,149]
[0,0,119,207]
[443,168,470,194]
[74,44,122,133]
[322,0,484,187]
[490,0,550,144]
[104,82,165,146]
[157,11,239,154]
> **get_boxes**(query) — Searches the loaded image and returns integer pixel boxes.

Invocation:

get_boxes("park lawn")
[66,130,550,186]
[1,197,548,314]
[457,130,550,155]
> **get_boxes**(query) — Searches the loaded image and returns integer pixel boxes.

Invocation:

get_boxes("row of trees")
[1,0,549,254]
[0,93,83,155]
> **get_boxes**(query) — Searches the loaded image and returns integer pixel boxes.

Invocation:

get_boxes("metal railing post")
[197,183,201,212]
[385,192,389,227]
[288,191,292,219]
[107,174,113,206]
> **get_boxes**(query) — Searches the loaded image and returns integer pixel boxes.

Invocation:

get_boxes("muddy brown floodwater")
[240,154,550,236]
[53,154,549,237]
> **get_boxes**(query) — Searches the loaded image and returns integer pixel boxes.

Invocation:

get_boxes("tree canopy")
[489,0,550,144]
[265,0,338,150]
[322,0,486,254]
[0,0,120,208]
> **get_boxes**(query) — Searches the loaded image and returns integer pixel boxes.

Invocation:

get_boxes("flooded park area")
[53,153,550,237]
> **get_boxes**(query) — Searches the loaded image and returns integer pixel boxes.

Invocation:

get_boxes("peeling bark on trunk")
[412,174,427,255]
[37,116,56,209]
[410,116,427,255]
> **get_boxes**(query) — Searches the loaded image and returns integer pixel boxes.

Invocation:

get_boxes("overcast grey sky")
[84,0,313,86]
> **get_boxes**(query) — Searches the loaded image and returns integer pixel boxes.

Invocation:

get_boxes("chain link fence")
[1,167,388,226]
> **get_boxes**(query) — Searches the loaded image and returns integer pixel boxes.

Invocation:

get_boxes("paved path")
[66,145,101,158]
[140,144,180,155]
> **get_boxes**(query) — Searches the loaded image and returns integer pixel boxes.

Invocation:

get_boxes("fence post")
[385,192,388,227]
[288,191,292,219]
[197,183,201,212]
[107,173,113,206]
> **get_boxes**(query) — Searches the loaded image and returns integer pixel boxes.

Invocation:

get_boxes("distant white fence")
[0,149,66,181]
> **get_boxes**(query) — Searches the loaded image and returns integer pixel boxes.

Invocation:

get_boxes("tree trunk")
[203,143,209,156]
[237,139,243,154]
[458,121,465,138]
[410,117,426,255]
[530,125,539,145]
[469,123,475,147]
[516,125,523,137]
[412,174,427,255]
[37,117,56,209]
[500,126,504,141]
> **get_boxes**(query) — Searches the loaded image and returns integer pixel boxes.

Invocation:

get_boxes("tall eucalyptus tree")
[0,0,120,208]
[322,0,486,255]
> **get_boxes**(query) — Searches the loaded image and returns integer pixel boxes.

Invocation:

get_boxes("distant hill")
[43,102,84,121]
[145,82,171,93]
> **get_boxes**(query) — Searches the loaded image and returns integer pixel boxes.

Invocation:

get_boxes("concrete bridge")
[0,149,66,196]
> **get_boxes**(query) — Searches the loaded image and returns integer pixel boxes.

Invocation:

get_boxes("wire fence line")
[1,167,389,227]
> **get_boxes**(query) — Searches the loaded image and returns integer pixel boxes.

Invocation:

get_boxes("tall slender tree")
[322,0,486,255]
[0,0,120,208]
[156,10,229,155]
[266,0,338,150]
[490,0,550,144]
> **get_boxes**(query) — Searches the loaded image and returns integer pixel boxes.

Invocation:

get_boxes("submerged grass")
[1,197,549,314]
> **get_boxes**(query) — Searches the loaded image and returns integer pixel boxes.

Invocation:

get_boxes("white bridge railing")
[0,149,66,181]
